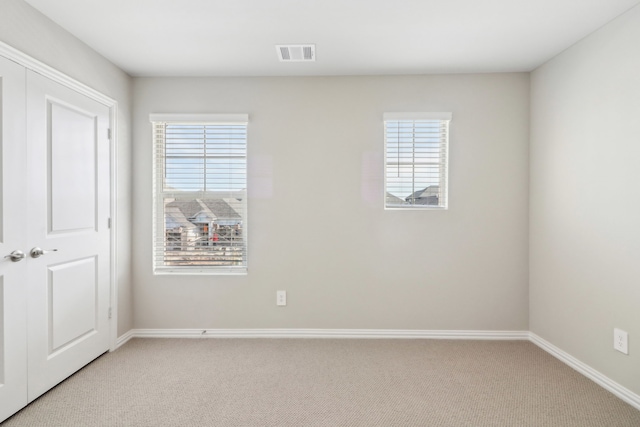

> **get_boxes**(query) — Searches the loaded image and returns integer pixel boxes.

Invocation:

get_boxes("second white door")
[0,54,28,424]
[26,70,111,401]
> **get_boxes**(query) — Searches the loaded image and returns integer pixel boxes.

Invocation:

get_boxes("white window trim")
[149,113,248,124]
[383,112,452,210]
[151,113,249,275]
[383,112,452,121]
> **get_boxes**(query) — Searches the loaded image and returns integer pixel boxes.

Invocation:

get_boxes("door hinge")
[108,307,112,319]
[107,128,112,140]
[108,218,112,228]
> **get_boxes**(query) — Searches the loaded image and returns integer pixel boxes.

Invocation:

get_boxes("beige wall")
[530,5,640,394]
[132,74,530,330]
[0,0,134,337]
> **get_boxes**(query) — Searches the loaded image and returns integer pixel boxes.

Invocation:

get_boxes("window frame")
[383,112,452,210]
[150,113,249,275]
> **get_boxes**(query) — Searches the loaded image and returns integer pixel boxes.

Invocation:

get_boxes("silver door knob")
[30,247,58,258]
[4,250,26,262]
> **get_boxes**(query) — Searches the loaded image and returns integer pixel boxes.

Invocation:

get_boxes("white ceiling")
[24,0,640,77]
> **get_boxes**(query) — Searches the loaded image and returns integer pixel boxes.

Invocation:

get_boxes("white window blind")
[151,114,248,274]
[384,112,451,209]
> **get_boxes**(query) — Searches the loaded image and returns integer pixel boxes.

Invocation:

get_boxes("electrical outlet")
[276,290,286,306]
[614,328,628,354]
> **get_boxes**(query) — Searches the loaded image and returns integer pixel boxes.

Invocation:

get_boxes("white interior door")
[26,70,111,401]
[0,56,28,422]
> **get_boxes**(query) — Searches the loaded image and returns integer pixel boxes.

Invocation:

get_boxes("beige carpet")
[3,338,639,426]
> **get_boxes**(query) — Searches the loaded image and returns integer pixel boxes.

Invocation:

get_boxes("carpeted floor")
[3,338,639,426]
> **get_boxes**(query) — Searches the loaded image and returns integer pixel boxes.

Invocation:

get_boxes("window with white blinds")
[384,112,451,209]
[151,114,248,274]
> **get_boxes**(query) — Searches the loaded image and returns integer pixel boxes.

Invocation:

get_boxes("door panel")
[49,257,98,352]
[50,101,97,232]
[26,70,110,401]
[0,57,28,422]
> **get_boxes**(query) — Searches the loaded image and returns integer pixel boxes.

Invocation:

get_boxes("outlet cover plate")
[277,290,286,306]
[614,328,629,354]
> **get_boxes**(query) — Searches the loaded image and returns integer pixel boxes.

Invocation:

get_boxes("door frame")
[0,41,119,351]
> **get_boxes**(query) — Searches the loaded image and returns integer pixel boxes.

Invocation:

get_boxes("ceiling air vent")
[276,44,316,62]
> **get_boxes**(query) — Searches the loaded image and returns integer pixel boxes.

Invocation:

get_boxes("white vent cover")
[276,44,316,62]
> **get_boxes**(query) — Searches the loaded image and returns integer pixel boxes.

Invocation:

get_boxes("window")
[151,114,248,274]
[384,112,451,209]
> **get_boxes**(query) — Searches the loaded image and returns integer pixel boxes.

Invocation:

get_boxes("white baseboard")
[114,329,135,350]
[128,328,530,340]
[529,333,640,411]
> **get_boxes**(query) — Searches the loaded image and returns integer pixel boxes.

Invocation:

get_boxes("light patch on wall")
[361,151,383,207]
[248,155,274,199]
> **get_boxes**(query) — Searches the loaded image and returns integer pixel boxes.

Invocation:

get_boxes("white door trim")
[0,41,119,351]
